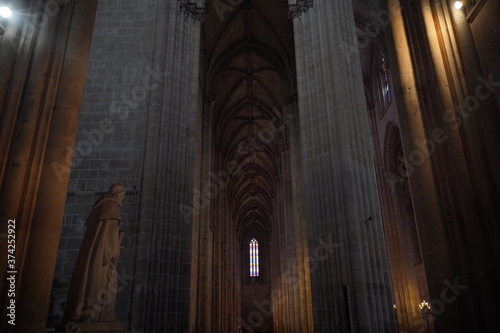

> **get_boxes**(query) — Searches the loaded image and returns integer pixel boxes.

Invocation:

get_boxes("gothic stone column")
[0,1,98,332]
[385,0,500,331]
[130,1,202,332]
[291,1,395,331]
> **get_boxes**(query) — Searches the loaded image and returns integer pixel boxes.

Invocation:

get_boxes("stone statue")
[62,184,126,324]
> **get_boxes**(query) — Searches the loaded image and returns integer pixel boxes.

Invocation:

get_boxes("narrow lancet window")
[250,238,259,277]
[381,54,392,106]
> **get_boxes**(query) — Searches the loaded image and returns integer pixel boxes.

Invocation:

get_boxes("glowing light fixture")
[419,300,431,318]
[0,6,12,18]
[419,301,432,332]
[454,1,463,9]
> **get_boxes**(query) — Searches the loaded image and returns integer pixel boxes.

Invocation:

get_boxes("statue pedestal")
[56,322,130,333]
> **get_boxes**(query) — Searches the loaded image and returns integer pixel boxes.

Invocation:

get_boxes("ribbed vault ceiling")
[204,0,294,235]
[203,0,378,235]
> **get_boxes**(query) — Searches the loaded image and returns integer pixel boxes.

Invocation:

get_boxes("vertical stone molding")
[292,0,395,331]
[130,1,201,332]
[383,3,456,331]
[384,0,500,331]
[0,1,99,332]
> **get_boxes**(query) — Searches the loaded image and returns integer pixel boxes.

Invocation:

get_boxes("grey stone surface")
[50,1,393,332]
[49,0,158,328]
[293,1,395,331]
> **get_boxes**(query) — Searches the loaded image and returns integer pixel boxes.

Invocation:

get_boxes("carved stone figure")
[62,184,126,324]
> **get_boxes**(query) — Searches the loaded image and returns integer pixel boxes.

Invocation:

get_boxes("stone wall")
[48,0,158,328]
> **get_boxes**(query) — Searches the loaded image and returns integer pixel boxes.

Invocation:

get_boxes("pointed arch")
[249,238,259,277]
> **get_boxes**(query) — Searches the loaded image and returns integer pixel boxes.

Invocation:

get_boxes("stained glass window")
[381,54,392,106]
[250,238,259,277]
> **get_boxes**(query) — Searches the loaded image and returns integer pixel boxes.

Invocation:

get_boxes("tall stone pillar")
[384,1,459,332]
[189,94,215,333]
[0,1,98,332]
[282,93,314,332]
[130,1,202,332]
[291,1,395,331]
[384,0,500,331]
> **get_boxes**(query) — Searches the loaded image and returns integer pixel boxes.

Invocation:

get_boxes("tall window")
[381,54,392,106]
[249,238,259,277]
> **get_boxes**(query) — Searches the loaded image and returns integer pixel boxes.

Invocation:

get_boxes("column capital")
[285,91,298,104]
[179,0,204,22]
[288,0,313,19]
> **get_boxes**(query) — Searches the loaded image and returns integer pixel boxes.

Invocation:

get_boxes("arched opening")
[382,124,431,332]
[240,227,272,332]
[358,11,432,329]
[249,238,259,278]
[191,1,311,331]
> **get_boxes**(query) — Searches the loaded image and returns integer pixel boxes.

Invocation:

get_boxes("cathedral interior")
[0,0,499,332]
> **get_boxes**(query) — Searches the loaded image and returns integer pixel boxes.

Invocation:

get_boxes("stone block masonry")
[48,0,158,328]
